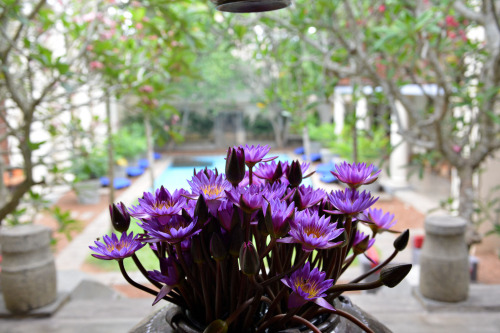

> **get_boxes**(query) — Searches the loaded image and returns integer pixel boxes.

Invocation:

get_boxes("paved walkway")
[1,155,499,332]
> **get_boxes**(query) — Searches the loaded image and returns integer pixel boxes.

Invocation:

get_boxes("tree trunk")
[105,92,115,204]
[144,113,155,189]
[457,165,481,247]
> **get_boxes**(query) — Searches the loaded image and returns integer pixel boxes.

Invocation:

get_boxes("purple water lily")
[325,188,378,216]
[278,210,344,252]
[226,184,265,213]
[148,257,183,305]
[281,262,335,311]
[331,162,381,189]
[352,231,376,255]
[89,231,145,260]
[358,207,397,235]
[291,185,326,211]
[188,171,231,215]
[264,199,295,238]
[140,215,201,244]
[254,160,284,184]
[129,186,187,225]
[240,144,277,168]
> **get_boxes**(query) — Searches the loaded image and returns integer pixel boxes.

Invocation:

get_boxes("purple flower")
[325,188,378,216]
[129,186,187,225]
[358,208,397,235]
[188,171,231,215]
[226,184,265,213]
[148,257,183,305]
[282,161,313,179]
[331,162,381,188]
[240,144,277,168]
[281,262,334,311]
[352,231,375,255]
[89,232,145,260]
[109,202,131,233]
[226,146,246,187]
[140,215,201,244]
[254,160,284,184]
[291,185,326,211]
[239,170,265,187]
[264,199,295,238]
[278,210,344,252]
[217,200,242,231]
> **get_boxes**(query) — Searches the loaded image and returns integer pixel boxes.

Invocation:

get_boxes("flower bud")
[203,319,228,333]
[379,264,412,288]
[393,229,410,251]
[210,233,227,261]
[109,202,130,233]
[225,147,245,187]
[286,160,303,188]
[239,241,260,276]
[271,161,283,184]
[194,195,210,228]
[353,236,371,255]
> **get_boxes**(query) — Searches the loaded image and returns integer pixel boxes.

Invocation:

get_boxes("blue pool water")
[154,154,311,191]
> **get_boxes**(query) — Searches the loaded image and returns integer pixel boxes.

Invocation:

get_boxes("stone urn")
[0,224,57,314]
[130,296,392,333]
[74,178,101,205]
[210,0,291,13]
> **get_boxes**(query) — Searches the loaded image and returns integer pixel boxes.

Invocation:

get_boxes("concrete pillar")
[333,92,345,136]
[356,97,368,130]
[419,215,469,302]
[389,100,409,186]
[0,224,57,314]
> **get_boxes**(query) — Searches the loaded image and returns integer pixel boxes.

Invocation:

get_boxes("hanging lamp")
[211,0,290,13]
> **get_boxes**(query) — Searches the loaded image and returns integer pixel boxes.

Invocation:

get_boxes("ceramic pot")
[73,179,101,205]
[210,0,291,13]
[130,296,392,333]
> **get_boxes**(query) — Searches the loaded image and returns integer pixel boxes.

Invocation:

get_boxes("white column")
[356,97,368,130]
[389,100,409,186]
[333,92,345,135]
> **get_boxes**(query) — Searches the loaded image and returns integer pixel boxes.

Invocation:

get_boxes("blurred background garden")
[1,0,500,331]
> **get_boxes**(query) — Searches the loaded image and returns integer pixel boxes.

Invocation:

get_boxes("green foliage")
[48,206,80,243]
[111,123,147,160]
[70,147,108,181]
[244,114,274,138]
[307,122,336,145]
[329,127,390,165]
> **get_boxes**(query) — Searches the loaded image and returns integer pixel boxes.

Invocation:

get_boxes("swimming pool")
[154,154,312,191]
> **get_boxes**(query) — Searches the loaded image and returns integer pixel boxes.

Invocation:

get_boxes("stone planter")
[419,215,469,302]
[74,179,101,205]
[210,0,290,12]
[130,296,392,333]
[0,224,57,314]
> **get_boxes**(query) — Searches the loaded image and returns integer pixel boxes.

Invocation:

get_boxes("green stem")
[118,259,157,297]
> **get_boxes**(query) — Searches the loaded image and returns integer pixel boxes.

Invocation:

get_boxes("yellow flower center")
[202,185,224,197]
[107,241,128,252]
[303,226,321,239]
[294,278,320,299]
[154,201,174,210]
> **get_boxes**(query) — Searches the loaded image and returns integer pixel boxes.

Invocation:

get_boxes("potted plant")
[90,145,411,332]
[112,123,148,168]
[71,147,108,204]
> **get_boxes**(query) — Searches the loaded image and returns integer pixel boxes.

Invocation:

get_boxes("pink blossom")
[459,30,468,42]
[452,145,462,153]
[446,15,459,28]
[89,61,104,70]
[164,125,170,131]
[101,29,116,40]
[86,45,94,51]
[82,12,96,22]
[171,114,180,125]
[378,4,386,13]
[140,85,154,93]
[447,31,457,39]
[136,23,144,30]
[149,35,158,41]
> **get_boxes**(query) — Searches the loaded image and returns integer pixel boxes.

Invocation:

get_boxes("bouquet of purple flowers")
[90,145,411,333]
